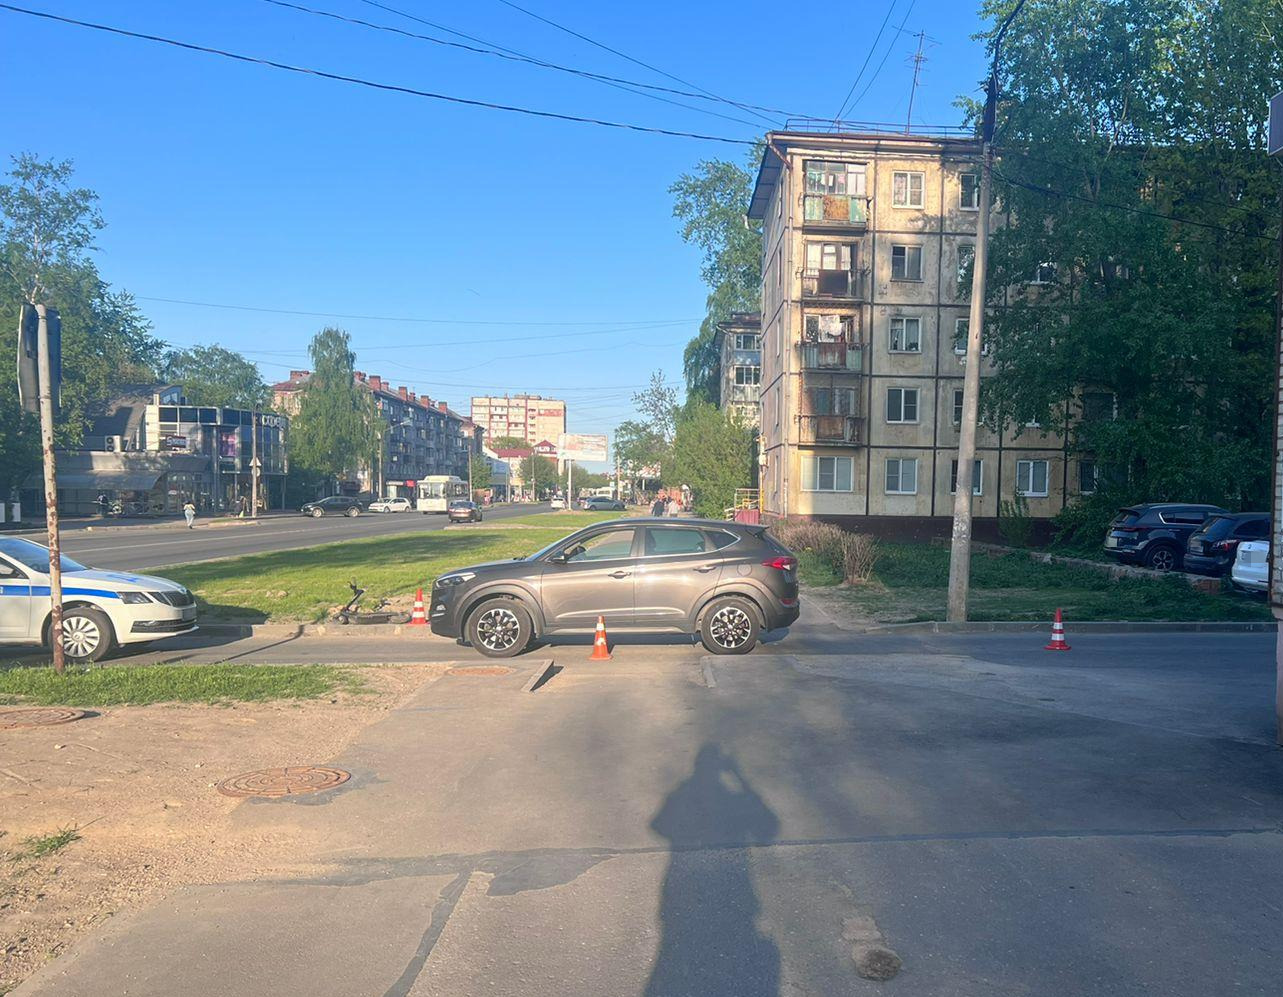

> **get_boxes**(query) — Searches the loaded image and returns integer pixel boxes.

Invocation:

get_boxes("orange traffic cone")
[409,588,428,626]
[589,616,612,660]
[1044,607,1070,651]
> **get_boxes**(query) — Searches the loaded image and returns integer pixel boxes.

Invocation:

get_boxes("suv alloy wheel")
[1145,544,1178,572]
[700,596,760,655]
[468,598,533,657]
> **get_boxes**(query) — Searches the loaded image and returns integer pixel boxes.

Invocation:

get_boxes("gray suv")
[429,518,800,657]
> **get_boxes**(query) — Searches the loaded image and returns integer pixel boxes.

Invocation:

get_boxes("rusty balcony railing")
[800,341,864,372]
[801,268,868,300]
[799,415,863,445]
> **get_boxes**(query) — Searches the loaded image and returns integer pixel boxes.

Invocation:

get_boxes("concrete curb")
[198,622,447,638]
[858,620,1277,635]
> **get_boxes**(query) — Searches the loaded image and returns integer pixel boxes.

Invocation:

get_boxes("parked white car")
[550,496,566,510]
[368,497,413,513]
[0,537,197,662]
[1230,540,1269,594]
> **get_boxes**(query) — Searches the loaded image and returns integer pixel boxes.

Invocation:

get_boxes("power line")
[488,0,777,127]
[0,3,756,145]
[259,0,767,129]
[846,0,917,115]
[833,0,897,122]
[993,168,1277,243]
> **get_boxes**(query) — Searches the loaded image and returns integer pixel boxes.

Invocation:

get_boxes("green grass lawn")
[504,511,628,528]
[164,529,567,622]
[0,663,364,706]
[816,542,1271,625]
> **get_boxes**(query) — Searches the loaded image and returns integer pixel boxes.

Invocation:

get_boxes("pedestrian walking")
[667,497,681,518]
[183,498,196,529]
[237,494,248,519]
[651,493,665,517]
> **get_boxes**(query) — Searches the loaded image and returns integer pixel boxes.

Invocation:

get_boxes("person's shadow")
[644,744,781,997]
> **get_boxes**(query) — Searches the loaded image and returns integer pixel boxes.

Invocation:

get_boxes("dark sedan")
[447,500,483,523]
[1183,512,1270,576]
[582,496,626,511]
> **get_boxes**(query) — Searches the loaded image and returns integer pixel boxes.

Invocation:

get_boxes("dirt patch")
[0,665,443,992]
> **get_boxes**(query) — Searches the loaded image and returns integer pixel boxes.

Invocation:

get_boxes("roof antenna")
[905,30,927,134]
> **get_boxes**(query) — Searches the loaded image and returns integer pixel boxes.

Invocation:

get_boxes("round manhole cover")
[217,766,351,799]
[0,707,88,730]
[447,665,515,676]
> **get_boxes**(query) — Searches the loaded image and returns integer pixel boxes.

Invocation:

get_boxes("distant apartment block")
[470,394,566,448]
[748,129,1086,534]
[717,312,761,429]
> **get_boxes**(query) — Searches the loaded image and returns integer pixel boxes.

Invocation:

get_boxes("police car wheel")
[54,607,116,663]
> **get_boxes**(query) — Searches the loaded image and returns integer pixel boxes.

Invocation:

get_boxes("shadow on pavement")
[645,743,781,997]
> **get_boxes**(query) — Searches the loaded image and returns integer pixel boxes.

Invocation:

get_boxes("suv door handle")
[608,570,631,579]
[692,564,718,573]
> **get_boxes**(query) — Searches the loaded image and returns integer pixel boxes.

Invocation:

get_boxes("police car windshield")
[0,537,87,573]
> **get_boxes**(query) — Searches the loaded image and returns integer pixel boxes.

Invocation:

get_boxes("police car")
[0,536,197,662]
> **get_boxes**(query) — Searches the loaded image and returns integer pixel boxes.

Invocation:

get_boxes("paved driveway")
[13,628,1283,996]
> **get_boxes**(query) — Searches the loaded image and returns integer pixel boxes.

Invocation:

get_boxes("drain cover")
[448,665,515,676]
[0,707,88,730]
[217,765,351,799]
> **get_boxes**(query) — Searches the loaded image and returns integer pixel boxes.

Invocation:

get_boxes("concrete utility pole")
[36,305,65,674]
[946,0,1026,622]
[251,408,261,519]
[1266,87,1283,745]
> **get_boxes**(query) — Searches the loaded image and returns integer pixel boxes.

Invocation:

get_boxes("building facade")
[717,312,762,429]
[470,394,566,447]
[748,129,1081,534]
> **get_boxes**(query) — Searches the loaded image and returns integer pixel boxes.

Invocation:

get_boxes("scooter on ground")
[334,581,411,625]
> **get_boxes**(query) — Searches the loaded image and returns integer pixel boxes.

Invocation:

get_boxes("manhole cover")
[448,665,515,676]
[217,766,351,799]
[0,707,88,730]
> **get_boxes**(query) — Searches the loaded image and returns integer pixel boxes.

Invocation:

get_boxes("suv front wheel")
[468,598,533,658]
[699,597,760,655]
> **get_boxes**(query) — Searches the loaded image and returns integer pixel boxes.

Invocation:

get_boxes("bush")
[770,520,878,585]
[998,493,1034,547]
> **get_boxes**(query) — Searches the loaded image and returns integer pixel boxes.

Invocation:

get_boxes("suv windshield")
[0,537,87,574]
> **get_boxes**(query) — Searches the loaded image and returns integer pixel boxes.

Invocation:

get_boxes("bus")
[416,475,468,513]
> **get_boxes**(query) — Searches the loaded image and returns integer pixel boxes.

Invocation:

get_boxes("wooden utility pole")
[36,304,65,674]
[946,0,1027,622]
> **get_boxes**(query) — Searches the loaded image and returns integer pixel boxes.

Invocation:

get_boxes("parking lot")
[10,616,1283,997]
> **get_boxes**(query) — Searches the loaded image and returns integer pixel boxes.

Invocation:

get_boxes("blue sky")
[0,0,988,444]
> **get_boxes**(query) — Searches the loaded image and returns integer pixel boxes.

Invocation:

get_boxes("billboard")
[558,433,608,462]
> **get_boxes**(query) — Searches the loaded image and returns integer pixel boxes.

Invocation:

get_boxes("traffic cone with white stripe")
[589,616,611,661]
[1044,607,1070,651]
[409,588,428,626]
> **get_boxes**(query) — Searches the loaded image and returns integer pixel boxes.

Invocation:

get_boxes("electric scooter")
[334,581,412,625]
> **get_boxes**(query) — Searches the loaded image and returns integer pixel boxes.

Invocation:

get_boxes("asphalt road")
[52,503,541,572]
[13,622,1283,997]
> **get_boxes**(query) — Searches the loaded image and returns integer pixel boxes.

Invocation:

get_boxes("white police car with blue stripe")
[0,536,197,662]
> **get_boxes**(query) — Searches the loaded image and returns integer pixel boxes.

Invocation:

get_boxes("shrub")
[998,493,1034,547]
[841,532,878,584]
[770,520,878,585]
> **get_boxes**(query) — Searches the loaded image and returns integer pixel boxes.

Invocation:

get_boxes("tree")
[670,149,763,403]
[289,328,377,488]
[487,435,530,450]
[162,345,269,408]
[668,402,755,517]
[519,453,559,495]
[973,0,1282,542]
[632,371,680,447]
[469,453,492,494]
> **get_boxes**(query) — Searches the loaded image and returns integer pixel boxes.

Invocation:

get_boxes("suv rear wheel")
[1145,544,1179,572]
[699,597,760,655]
[311,507,324,518]
[346,506,360,518]
[468,598,533,658]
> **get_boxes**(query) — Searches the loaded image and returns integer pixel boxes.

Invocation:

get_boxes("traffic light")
[16,303,61,417]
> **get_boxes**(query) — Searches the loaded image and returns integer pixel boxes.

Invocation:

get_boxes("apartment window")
[1031,261,1058,285]
[891,244,923,281]
[960,172,980,210]
[812,386,858,416]
[953,318,989,356]
[804,242,857,295]
[950,458,984,495]
[957,244,975,293]
[733,365,760,385]
[776,248,783,289]
[733,333,760,351]
[885,458,918,494]
[1079,460,1098,494]
[888,316,922,353]
[1017,459,1050,497]
[952,388,964,425]
[1082,391,1117,421]
[804,314,854,343]
[804,161,867,224]
[885,387,919,423]
[803,455,854,492]
[892,171,925,208]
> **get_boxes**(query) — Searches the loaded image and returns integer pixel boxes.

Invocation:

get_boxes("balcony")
[799,415,863,446]
[800,342,864,372]
[801,268,867,300]
[802,193,867,228]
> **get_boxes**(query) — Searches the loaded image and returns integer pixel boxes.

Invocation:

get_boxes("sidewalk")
[2,511,296,536]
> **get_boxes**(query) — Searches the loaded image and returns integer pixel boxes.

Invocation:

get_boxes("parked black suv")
[1103,503,1227,571]
[430,518,800,657]
[1183,512,1270,576]
[300,496,364,518]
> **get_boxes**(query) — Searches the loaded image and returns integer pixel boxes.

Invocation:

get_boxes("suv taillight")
[763,556,798,571]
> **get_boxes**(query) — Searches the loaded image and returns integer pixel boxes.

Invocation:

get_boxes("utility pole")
[905,30,927,135]
[250,407,261,519]
[36,305,66,674]
[1266,87,1282,744]
[946,0,1026,622]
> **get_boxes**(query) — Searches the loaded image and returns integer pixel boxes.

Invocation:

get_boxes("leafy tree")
[668,402,755,517]
[518,453,559,495]
[469,453,492,493]
[631,370,680,447]
[613,418,666,494]
[487,435,530,450]
[0,154,101,304]
[670,148,763,403]
[162,345,269,408]
[974,0,1282,542]
[289,328,377,488]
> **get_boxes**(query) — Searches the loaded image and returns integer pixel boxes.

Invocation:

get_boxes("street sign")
[1270,91,1283,156]
[558,433,608,462]
[16,304,60,416]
